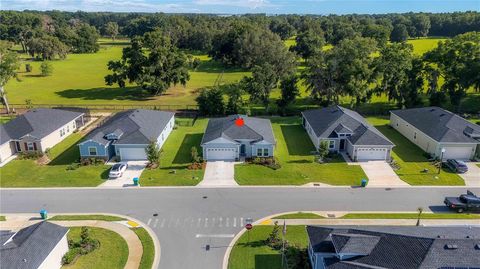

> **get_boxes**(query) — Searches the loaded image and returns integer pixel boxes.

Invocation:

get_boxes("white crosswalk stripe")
[147,218,152,226]
[219,217,223,227]
[160,218,166,228]
[153,219,159,228]
[233,217,237,227]
[205,218,208,227]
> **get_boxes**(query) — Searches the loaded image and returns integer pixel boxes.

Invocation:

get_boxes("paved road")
[1,186,479,269]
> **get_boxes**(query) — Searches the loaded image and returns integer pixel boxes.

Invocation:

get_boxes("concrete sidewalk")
[0,215,143,269]
[267,218,480,226]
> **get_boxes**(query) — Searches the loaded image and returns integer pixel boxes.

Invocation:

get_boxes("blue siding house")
[78,109,174,161]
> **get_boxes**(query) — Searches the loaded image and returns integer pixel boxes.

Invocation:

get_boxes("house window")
[26,142,35,151]
[263,148,269,157]
[257,148,262,156]
[73,121,76,129]
[339,134,345,137]
[329,140,335,149]
[59,128,65,137]
[66,125,70,133]
[88,147,97,156]
[15,141,22,152]
[414,132,417,139]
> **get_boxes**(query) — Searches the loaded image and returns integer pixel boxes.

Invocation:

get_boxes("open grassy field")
[228,225,308,269]
[63,227,128,269]
[235,117,367,185]
[140,118,206,186]
[0,133,109,187]
[367,117,465,185]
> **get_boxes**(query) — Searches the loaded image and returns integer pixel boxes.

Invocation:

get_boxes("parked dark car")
[443,159,469,173]
[444,190,480,213]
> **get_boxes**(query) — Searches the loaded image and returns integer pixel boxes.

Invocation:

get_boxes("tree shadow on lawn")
[56,86,156,102]
[280,125,315,156]
[172,133,203,164]
[194,59,247,74]
[255,254,281,269]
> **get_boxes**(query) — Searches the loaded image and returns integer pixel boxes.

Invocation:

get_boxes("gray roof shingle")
[302,106,394,146]
[1,108,83,143]
[83,109,174,145]
[391,106,480,143]
[201,115,275,145]
[0,221,69,269]
[307,225,480,269]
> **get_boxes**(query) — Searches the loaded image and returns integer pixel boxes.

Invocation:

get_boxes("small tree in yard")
[266,221,282,249]
[145,141,162,167]
[317,140,330,162]
[40,62,53,76]
[191,146,201,163]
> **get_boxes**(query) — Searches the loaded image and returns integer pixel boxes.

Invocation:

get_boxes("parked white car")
[109,163,128,178]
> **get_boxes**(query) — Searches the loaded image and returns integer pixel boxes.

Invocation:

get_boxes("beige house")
[390,107,480,160]
[0,221,69,269]
[0,108,85,163]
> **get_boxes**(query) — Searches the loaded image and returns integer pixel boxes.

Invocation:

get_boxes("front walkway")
[99,160,147,188]
[460,162,480,187]
[360,161,409,187]
[199,161,239,187]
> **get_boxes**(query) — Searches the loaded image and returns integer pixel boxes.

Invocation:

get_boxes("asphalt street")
[1,186,479,268]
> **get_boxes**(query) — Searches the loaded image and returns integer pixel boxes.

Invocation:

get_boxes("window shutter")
[33,143,37,151]
[24,142,28,151]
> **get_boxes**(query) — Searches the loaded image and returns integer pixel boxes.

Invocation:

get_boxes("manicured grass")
[341,213,480,219]
[63,227,128,269]
[367,117,465,185]
[0,216,5,221]
[273,212,324,219]
[0,133,109,187]
[140,118,207,186]
[132,228,155,269]
[0,115,15,123]
[229,225,308,269]
[235,117,368,185]
[406,38,446,55]
[49,215,125,221]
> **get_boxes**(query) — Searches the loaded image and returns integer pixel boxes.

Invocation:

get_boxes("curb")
[1,186,478,190]
[1,212,161,269]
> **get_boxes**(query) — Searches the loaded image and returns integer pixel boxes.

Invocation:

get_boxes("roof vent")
[429,108,435,112]
[439,113,446,117]
[437,235,446,238]
[475,244,480,250]
[444,244,458,250]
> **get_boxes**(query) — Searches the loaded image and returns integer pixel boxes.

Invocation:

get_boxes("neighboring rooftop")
[0,221,69,269]
[201,115,276,144]
[307,225,480,269]
[302,106,394,146]
[391,106,480,143]
[81,109,174,145]
[0,108,83,144]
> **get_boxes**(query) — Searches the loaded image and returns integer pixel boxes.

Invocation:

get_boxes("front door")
[240,144,246,156]
[339,139,345,151]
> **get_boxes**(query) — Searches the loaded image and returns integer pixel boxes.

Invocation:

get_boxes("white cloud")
[193,0,272,9]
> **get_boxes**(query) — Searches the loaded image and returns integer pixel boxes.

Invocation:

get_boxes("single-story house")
[0,221,69,269]
[200,115,276,161]
[301,106,394,161]
[306,225,480,269]
[0,108,85,163]
[78,109,175,161]
[390,106,480,160]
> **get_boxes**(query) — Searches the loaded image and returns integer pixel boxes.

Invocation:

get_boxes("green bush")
[66,163,80,170]
[62,248,80,265]
[25,63,32,72]
[40,62,53,76]
[18,151,44,160]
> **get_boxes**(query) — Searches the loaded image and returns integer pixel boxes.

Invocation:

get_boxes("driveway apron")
[100,160,147,188]
[460,162,480,187]
[199,161,238,187]
[360,161,409,187]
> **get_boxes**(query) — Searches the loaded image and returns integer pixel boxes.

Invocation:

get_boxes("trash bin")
[361,179,368,187]
[133,177,139,186]
[40,209,48,220]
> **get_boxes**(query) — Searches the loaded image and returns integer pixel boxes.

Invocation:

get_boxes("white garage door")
[443,147,472,160]
[357,148,387,161]
[120,147,147,160]
[206,148,236,161]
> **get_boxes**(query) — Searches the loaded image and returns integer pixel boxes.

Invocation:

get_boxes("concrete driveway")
[360,161,409,187]
[100,160,147,188]
[199,161,238,187]
[459,162,480,187]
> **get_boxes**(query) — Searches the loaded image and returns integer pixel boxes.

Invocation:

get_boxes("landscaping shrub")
[266,221,282,250]
[250,157,282,170]
[285,244,310,269]
[62,248,80,265]
[66,163,80,170]
[80,158,104,166]
[18,151,44,160]
[62,227,99,265]
[145,141,162,167]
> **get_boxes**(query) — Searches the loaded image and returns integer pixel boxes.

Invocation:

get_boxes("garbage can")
[361,179,368,187]
[40,209,48,220]
[133,177,139,186]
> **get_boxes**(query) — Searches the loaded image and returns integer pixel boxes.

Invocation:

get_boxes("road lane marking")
[195,234,235,238]
[147,218,152,226]
[160,218,166,228]
[240,217,243,226]
[205,218,208,227]
[219,217,223,227]
[233,217,237,227]
[153,219,159,228]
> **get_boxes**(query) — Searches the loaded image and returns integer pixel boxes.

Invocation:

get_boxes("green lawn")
[235,117,367,185]
[0,133,109,187]
[63,227,128,269]
[0,115,15,123]
[132,228,155,269]
[341,213,480,219]
[49,215,125,221]
[273,212,324,219]
[367,117,465,185]
[140,118,206,186]
[406,38,446,55]
[229,225,308,269]
[0,216,5,221]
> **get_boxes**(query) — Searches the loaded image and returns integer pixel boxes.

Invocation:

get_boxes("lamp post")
[438,148,446,174]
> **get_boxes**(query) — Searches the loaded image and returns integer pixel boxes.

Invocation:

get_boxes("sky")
[1,0,479,14]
